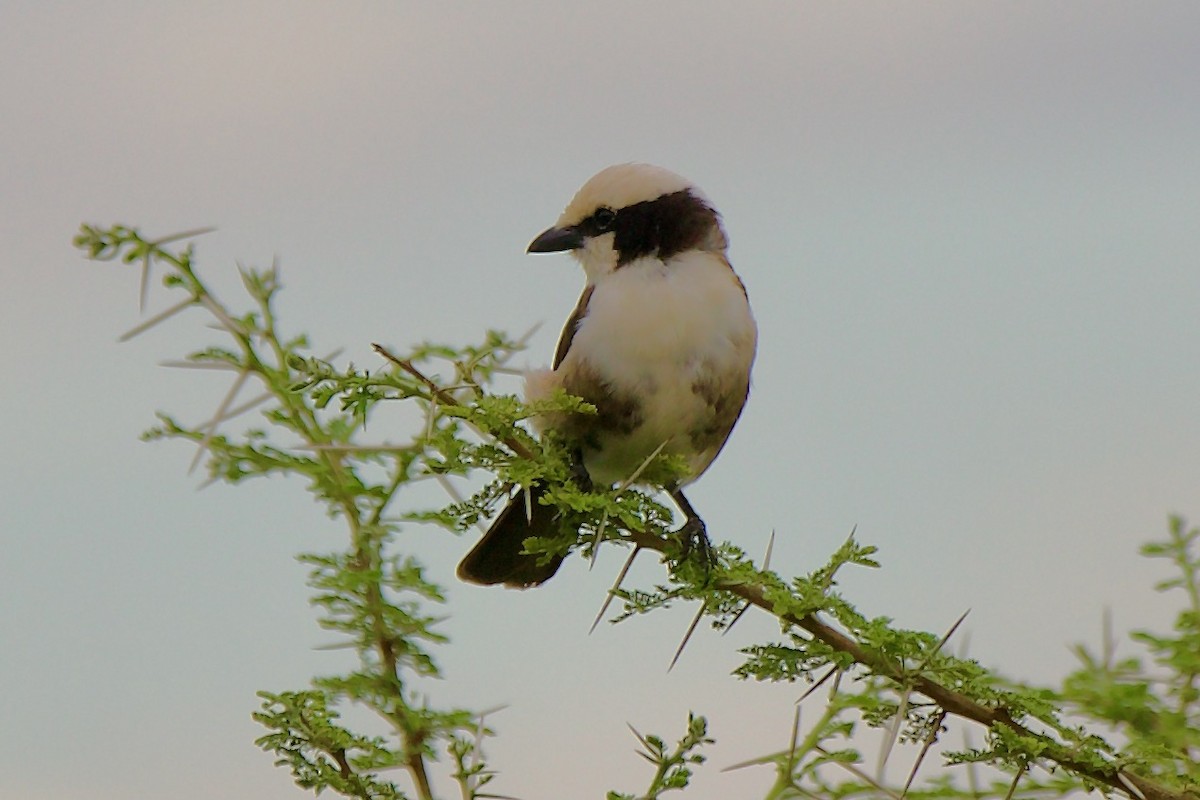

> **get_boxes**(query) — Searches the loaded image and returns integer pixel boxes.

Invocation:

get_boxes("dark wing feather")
[553,285,595,369]
[457,285,597,587]
[456,483,565,587]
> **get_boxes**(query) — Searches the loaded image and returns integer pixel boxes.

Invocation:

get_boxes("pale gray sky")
[3,3,1199,798]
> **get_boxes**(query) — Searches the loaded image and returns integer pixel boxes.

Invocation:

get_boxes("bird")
[457,163,757,587]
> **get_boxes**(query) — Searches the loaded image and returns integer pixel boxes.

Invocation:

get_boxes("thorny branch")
[380,330,1192,800]
[618,528,1192,800]
[386,348,1193,800]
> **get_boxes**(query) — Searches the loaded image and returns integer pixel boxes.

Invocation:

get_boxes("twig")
[723,529,775,637]
[139,227,217,311]
[1001,765,1025,800]
[786,704,802,782]
[373,344,536,461]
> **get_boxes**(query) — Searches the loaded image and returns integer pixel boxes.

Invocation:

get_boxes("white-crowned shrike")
[458,163,757,587]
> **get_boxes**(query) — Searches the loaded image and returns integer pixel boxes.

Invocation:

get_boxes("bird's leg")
[669,487,714,572]
[568,447,594,492]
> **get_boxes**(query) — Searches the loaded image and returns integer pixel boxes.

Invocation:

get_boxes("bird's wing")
[552,284,595,369]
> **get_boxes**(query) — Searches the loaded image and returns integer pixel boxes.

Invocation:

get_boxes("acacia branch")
[624,530,1190,800]
[377,333,1190,799]
[372,343,537,462]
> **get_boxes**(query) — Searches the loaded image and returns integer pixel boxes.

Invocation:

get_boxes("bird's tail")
[456,483,566,587]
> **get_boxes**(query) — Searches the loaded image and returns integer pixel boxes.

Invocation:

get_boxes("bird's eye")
[592,207,616,232]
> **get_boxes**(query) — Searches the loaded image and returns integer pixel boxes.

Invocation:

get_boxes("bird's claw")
[677,515,715,577]
[568,449,594,492]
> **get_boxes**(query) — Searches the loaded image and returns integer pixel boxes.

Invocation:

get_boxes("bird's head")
[527,163,727,281]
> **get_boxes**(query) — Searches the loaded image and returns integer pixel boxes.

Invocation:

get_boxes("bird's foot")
[677,515,715,579]
[568,449,594,492]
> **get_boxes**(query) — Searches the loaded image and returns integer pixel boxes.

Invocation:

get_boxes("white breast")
[563,250,756,484]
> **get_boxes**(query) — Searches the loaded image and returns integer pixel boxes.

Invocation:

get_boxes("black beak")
[527,225,584,253]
